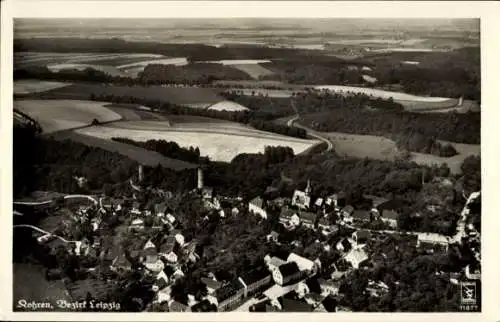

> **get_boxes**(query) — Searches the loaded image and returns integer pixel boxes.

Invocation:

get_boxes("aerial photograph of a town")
[12,17,481,313]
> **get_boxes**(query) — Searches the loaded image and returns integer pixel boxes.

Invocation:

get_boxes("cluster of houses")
[249,181,401,235]
[34,166,480,312]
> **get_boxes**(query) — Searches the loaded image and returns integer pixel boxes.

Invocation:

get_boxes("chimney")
[138,164,144,182]
[197,168,204,190]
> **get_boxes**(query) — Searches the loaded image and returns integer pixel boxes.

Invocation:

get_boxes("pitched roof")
[322,295,338,312]
[269,256,287,268]
[305,277,322,294]
[200,277,224,290]
[354,230,371,240]
[299,211,316,224]
[269,250,291,261]
[342,205,354,213]
[345,248,368,267]
[278,262,300,278]
[191,299,217,312]
[155,203,167,214]
[215,280,244,302]
[382,209,399,220]
[160,236,178,254]
[352,210,371,220]
[142,247,158,257]
[240,267,271,286]
[169,301,190,312]
[280,207,295,219]
[281,298,313,312]
[287,253,315,271]
[155,276,169,290]
[249,196,264,209]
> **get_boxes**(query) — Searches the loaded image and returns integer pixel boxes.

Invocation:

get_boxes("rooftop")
[278,262,300,278]
[249,196,264,209]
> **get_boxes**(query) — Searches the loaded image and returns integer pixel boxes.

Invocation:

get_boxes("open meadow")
[14,99,122,133]
[14,80,72,94]
[323,132,400,161]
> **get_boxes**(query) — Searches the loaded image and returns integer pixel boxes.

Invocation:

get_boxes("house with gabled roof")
[352,210,372,223]
[248,196,267,219]
[201,277,224,294]
[299,211,317,229]
[214,279,246,312]
[266,231,280,243]
[158,236,179,263]
[168,300,191,312]
[110,252,132,272]
[344,247,369,269]
[155,203,168,217]
[352,230,371,245]
[239,267,272,298]
[273,262,302,286]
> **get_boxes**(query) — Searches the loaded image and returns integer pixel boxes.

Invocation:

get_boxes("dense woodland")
[301,108,480,145]
[14,37,327,62]
[111,138,206,164]
[138,63,252,84]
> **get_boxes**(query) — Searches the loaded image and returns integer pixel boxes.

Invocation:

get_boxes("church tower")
[305,179,312,196]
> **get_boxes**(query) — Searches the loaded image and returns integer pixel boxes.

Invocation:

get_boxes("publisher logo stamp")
[460,281,478,311]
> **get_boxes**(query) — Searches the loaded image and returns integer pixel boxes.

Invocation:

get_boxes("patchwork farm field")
[49,131,198,170]
[75,121,319,162]
[41,83,225,108]
[14,80,72,94]
[14,99,122,133]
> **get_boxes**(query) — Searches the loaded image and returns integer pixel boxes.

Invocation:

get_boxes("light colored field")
[47,63,125,77]
[231,64,275,79]
[15,52,165,66]
[14,80,71,94]
[414,100,480,114]
[323,132,400,160]
[314,85,452,103]
[14,99,122,133]
[207,100,249,112]
[104,106,142,121]
[204,59,272,65]
[75,122,319,162]
[117,57,189,69]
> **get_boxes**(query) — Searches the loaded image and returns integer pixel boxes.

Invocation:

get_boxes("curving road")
[13,224,72,243]
[287,114,334,152]
[14,194,99,207]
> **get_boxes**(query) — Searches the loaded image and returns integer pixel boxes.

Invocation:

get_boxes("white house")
[344,247,368,269]
[292,190,311,210]
[249,196,267,219]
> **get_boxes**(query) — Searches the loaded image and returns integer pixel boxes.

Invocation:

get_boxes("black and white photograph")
[2,1,497,318]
